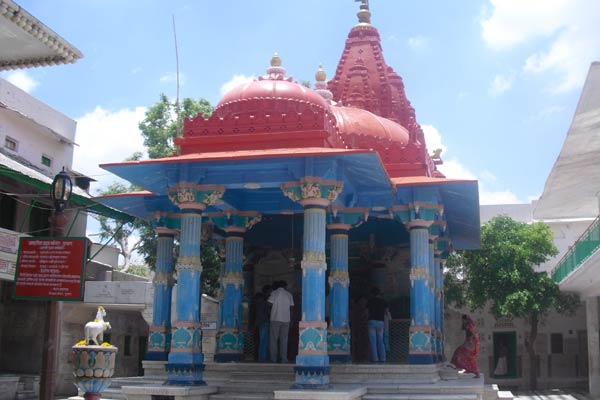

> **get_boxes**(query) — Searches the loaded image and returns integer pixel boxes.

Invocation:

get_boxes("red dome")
[216,78,328,111]
[330,106,409,148]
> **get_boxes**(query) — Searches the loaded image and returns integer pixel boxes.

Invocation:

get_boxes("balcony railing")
[552,215,600,283]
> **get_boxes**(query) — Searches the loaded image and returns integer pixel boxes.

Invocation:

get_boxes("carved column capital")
[281,177,343,207]
[167,183,225,210]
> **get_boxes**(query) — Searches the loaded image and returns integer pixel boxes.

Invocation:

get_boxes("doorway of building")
[493,332,518,379]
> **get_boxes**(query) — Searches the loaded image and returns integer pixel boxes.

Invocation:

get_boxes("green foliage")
[453,215,578,318]
[444,215,579,389]
[127,264,150,278]
[443,251,468,309]
[138,94,213,159]
[96,182,150,272]
[201,245,222,297]
[97,95,220,293]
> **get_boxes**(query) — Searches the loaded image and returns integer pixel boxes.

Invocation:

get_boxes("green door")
[493,332,518,379]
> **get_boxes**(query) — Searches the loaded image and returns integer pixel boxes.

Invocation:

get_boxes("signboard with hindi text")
[14,237,89,301]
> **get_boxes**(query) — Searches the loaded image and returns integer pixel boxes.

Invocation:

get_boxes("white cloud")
[479,190,521,205]
[3,71,39,93]
[479,170,497,183]
[131,67,142,75]
[425,124,524,205]
[439,159,521,204]
[437,158,476,180]
[422,124,447,155]
[407,35,427,50]
[481,0,600,92]
[220,74,255,95]
[490,72,516,96]
[74,106,147,192]
[481,0,571,50]
[160,72,186,85]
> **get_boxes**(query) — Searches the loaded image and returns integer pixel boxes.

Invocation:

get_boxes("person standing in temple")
[367,287,389,363]
[255,284,272,362]
[268,280,294,363]
[351,295,371,362]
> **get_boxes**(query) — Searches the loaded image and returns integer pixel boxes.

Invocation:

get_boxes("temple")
[96,1,480,391]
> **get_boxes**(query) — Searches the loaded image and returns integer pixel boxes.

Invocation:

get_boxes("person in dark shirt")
[255,284,272,362]
[367,286,389,362]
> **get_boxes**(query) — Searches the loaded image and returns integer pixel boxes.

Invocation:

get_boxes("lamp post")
[40,168,73,400]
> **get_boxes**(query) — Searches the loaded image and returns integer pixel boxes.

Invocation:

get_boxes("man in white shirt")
[268,280,294,363]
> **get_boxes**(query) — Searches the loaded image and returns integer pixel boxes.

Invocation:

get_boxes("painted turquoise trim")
[552,215,600,283]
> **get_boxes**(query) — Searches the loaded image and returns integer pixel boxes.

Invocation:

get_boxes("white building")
[0,2,150,398]
[446,62,600,393]
[535,62,600,397]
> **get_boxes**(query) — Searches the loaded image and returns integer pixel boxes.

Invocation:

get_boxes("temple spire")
[314,64,333,102]
[261,52,289,81]
[355,0,371,25]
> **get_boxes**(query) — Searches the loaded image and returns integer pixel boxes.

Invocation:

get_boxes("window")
[5,136,18,151]
[0,193,17,230]
[29,202,51,237]
[41,155,52,167]
[550,333,563,354]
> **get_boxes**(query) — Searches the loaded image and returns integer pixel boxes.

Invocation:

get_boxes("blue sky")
[4,0,600,209]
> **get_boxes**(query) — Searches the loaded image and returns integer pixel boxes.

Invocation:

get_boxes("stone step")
[367,387,482,395]
[363,394,480,400]
[102,388,130,400]
[15,390,37,400]
[209,393,273,400]
[498,391,513,400]
[212,382,292,393]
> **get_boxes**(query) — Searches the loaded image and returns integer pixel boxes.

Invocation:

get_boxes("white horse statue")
[84,306,112,345]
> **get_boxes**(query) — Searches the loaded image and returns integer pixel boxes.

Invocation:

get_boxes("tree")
[96,182,149,273]
[445,215,579,389]
[138,94,213,158]
[134,94,216,271]
[97,94,222,294]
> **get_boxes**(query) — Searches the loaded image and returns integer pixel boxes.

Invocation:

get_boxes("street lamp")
[40,168,73,400]
[51,167,73,212]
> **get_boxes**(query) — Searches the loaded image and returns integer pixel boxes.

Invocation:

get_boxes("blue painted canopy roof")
[95,147,480,249]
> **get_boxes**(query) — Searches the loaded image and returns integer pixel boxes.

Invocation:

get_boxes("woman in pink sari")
[450,314,480,378]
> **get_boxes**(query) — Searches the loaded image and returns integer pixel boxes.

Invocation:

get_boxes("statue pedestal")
[71,345,118,400]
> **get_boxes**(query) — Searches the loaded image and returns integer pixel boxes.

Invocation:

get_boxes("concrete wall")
[445,305,588,390]
[59,304,149,396]
[0,295,45,374]
[0,78,76,177]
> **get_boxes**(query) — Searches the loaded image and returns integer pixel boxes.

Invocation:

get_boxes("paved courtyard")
[513,389,595,400]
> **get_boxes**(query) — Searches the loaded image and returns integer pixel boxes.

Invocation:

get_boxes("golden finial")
[271,52,282,67]
[355,0,371,25]
[315,64,326,82]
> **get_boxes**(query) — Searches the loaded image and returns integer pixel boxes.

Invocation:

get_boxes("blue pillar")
[165,184,225,385]
[215,230,244,361]
[392,199,442,365]
[433,253,442,362]
[281,178,343,389]
[428,237,437,362]
[327,224,351,362]
[147,227,177,361]
[436,236,450,361]
[326,208,368,363]
[211,211,261,362]
[406,219,435,364]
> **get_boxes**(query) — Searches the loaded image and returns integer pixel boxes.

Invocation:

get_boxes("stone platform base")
[0,375,19,400]
[274,385,366,400]
[122,384,217,400]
